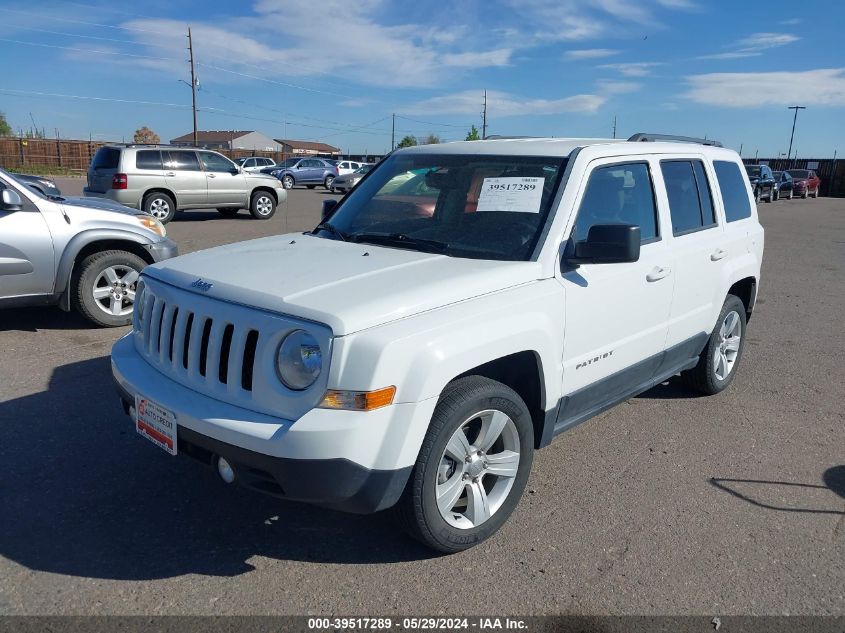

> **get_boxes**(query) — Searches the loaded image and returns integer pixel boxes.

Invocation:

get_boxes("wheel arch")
[55,231,157,310]
[142,187,178,209]
[250,186,278,205]
[728,276,757,323]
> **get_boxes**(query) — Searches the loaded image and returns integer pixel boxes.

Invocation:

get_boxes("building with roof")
[170,130,281,151]
[275,139,341,157]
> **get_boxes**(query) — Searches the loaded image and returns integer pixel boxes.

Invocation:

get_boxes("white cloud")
[406,90,606,116]
[736,32,800,49]
[780,18,803,25]
[656,0,698,9]
[564,48,621,60]
[683,68,845,107]
[442,49,513,67]
[596,80,642,94]
[698,31,799,60]
[598,62,663,77]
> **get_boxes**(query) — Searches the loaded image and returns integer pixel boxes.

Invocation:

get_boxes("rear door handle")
[165,172,175,177]
[646,266,671,282]
[711,248,728,261]
[207,173,216,178]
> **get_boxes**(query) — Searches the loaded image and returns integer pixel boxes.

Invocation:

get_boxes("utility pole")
[786,105,805,164]
[391,113,395,150]
[481,90,488,139]
[188,27,198,146]
[739,143,743,157]
[612,115,617,139]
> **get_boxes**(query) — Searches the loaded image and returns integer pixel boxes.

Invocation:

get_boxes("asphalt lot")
[0,178,843,616]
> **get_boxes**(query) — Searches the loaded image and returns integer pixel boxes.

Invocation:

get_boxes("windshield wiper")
[312,222,348,241]
[348,232,449,254]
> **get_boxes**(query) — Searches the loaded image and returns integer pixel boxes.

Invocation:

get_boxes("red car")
[786,169,821,198]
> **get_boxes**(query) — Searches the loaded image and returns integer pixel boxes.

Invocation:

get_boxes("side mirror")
[229,166,241,175]
[564,224,640,265]
[321,199,338,220]
[0,189,23,212]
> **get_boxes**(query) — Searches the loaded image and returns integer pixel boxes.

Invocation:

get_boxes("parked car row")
[745,165,822,202]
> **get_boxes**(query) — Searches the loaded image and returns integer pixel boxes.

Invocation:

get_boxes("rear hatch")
[86,146,121,193]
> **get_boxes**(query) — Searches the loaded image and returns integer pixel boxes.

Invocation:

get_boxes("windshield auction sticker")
[476,177,544,213]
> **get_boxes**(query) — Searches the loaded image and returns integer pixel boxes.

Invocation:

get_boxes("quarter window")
[661,160,717,235]
[714,160,752,222]
[135,150,162,170]
[573,162,658,243]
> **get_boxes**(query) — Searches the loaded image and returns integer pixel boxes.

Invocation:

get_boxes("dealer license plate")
[134,395,177,455]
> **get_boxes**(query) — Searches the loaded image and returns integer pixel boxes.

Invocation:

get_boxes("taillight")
[112,173,128,189]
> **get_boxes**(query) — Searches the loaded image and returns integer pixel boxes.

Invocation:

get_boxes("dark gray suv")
[270,158,339,190]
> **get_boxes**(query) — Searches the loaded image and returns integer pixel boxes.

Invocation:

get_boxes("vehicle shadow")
[0,306,98,332]
[0,356,434,581]
[636,378,705,400]
[709,467,845,515]
[172,210,256,222]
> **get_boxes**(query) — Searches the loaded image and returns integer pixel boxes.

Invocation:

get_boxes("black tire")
[682,295,747,395]
[217,208,239,217]
[249,190,277,220]
[72,250,147,327]
[766,186,776,202]
[787,189,793,200]
[393,376,534,553]
[306,185,317,190]
[812,187,819,198]
[281,174,294,190]
[324,175,336,190]
[754,187,762,203]
[802,187,809,199]
[142,191,176,224]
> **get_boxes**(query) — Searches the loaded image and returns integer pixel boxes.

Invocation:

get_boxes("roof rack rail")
[627,133,723,147]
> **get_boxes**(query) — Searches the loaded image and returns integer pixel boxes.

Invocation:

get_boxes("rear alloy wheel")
[281,175,294,190]
[682,294,746,395]
[73,250,146,327]
[394,376,534,553]
[142,192,176,224]
[249,191,276,220]
[324,175,336,190]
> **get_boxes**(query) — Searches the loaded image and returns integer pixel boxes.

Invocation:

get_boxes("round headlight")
[276,329,322,390]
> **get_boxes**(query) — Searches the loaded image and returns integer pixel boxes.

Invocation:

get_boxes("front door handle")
[165,172,176,177]
[646,266,671,282]
[711,248,728,261]
[207,173,216,179]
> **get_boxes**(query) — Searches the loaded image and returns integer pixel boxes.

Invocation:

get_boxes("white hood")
[144,233,543,335]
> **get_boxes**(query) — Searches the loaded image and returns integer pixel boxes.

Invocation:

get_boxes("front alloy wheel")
[394,376,534,553]
[436,410,521,529]
[282,175,294,190]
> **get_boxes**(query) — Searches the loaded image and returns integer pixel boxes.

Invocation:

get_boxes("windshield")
[787,169,809,178]
[745,166,761,177]
[318,153,567,261]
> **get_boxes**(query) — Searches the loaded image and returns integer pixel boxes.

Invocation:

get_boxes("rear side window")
[660,160,717,235]
[135,150,162,170]
[164,151,201,171]
[574,162,658,243]
[90,147,120,170]
[714,160,752,222]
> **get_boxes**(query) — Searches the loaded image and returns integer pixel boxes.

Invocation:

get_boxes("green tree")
[0,113,12,137]
[396,135,417,149]
[424,134,440,145]
[133,126,160,144]
[465,125,481,141]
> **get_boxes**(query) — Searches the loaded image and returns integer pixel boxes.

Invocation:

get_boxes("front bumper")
[111,335,428,513]
[145,238,178,262]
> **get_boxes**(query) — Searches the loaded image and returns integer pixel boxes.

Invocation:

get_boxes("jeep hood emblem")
[191,278,213,292]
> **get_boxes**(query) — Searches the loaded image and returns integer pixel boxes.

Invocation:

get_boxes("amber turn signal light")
[318,386,396,411]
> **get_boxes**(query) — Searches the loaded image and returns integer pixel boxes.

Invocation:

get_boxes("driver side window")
[573,162,658,243]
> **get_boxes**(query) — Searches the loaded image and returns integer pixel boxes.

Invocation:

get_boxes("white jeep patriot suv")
[112,134,764,552]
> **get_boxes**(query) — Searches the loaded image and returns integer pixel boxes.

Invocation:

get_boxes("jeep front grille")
[138,292,259,392]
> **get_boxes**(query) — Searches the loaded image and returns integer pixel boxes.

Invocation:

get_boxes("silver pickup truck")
[0,168,177,327]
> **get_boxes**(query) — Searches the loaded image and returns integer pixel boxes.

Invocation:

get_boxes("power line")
[394,114,472,128]
[0,88,192,109]
[196,63,356,99]
[0,7,162,34]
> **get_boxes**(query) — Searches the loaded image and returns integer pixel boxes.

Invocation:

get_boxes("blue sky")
[1,0,843,157]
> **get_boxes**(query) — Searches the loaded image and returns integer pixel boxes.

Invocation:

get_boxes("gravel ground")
[0,180,842,616]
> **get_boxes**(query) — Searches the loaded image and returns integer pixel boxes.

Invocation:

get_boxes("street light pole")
[188,27,198,146]
[786,105,805,165]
